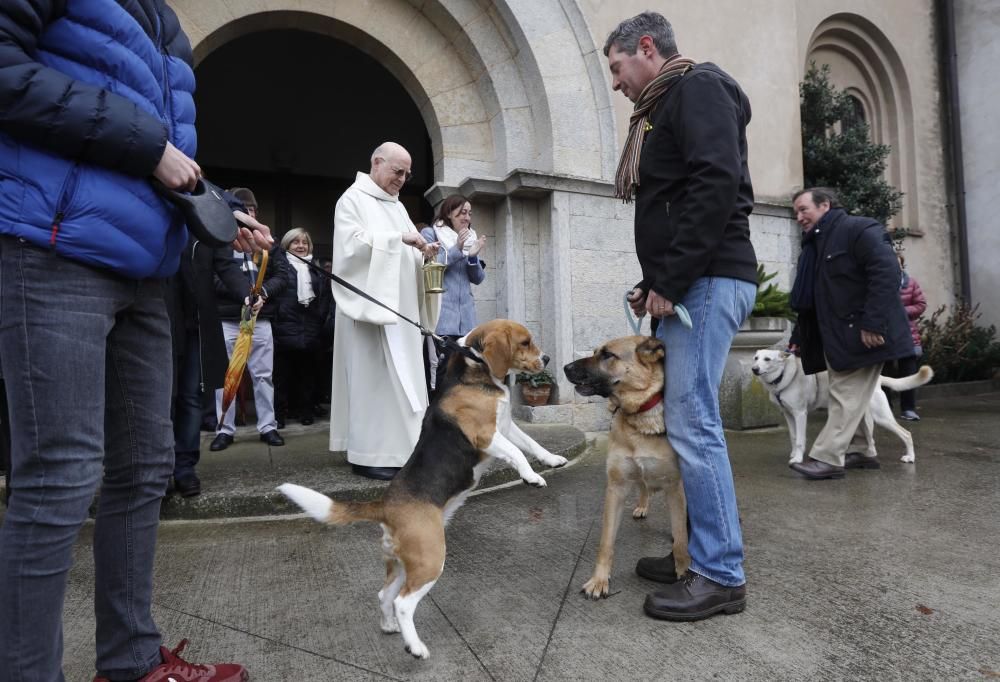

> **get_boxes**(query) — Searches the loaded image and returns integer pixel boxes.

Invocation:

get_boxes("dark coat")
[273,250,334,351]
[790,208,913,374]
[213,245,290,321]
[633,63,758,303]
[167,239,231,395]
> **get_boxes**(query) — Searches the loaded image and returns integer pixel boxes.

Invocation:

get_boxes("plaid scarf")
[614,54,695,203]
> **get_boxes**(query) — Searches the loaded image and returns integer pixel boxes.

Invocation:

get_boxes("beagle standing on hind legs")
[279,319,567,660]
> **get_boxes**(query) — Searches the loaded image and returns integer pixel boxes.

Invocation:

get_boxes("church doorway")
[193,28,434,256]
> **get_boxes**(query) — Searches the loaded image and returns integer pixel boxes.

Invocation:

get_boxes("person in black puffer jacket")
[273,228,334,426]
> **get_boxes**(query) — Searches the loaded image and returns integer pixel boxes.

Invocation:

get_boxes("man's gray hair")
[603,11,677,58]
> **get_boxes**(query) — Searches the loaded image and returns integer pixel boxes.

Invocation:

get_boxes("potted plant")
[516,369,555,406]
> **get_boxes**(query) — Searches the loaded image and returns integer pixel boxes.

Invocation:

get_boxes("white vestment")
[329,172,440,467]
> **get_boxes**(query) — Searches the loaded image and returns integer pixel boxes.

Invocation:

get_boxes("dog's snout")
[542,354,550,367]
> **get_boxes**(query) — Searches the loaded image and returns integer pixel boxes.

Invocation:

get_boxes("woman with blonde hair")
[274,228,333,426]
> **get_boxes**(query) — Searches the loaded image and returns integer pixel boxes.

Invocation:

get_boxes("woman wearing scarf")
[420,194,486,393]
[274,228,333,426]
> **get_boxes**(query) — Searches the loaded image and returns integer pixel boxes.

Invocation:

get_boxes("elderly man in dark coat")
[788,187,914,480]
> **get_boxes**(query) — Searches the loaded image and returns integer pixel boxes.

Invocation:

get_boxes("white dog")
[751,349,933,464]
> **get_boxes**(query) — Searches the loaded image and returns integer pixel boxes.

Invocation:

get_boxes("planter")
[520,385,553,407]
[720,316,792,430]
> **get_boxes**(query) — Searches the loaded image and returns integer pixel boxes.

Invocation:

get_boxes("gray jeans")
[0,237,172,681]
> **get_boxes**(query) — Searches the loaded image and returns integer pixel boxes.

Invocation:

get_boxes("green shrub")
[752,264,796,320]
[515,369,555,387]
[919,303,1000,383]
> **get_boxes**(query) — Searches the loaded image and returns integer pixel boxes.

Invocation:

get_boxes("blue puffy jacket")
[0,0,196,278]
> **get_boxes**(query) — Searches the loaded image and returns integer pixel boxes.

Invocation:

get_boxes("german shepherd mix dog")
[751,349,933,464]
[563,336,690,599]
[278,320,567,660]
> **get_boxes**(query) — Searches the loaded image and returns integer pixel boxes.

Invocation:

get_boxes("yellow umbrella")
[220,249,269,415]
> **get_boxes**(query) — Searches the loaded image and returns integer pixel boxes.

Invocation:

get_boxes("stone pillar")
[720,317,791,429]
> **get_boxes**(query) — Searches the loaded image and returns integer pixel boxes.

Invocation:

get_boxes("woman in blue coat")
[420,195,486,392]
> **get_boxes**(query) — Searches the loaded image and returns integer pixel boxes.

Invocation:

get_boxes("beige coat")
[328,172,440,467]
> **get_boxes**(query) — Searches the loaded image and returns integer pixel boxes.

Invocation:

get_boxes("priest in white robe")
[329,142,441,479]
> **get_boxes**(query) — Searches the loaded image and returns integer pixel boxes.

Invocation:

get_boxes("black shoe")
[790,457,845,479]
[300,415,314,426]
[635,553,680,584]
[900,410,921,421]
[351,464,400,481]
[844,452,881,470]
[174,473,202,498]
[209,433,233,451]
[276,416,286,430]
[260,430,285,447]
[200,417,217,433]
[644,572,746,621]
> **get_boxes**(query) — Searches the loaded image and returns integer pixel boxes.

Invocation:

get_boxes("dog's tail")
[277,483,385,525]
[879,365,934,392]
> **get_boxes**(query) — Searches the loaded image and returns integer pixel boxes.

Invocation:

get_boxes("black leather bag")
[152,178,238,248]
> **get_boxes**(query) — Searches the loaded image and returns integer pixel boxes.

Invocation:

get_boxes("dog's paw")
[789,455,804,465]
[900,454,915,463]
[380,617,400,634]
[404,642,430,660]
[523,472,547,487]
[545,454,568,468]
[632,504,648,519]
[581,576,610,599]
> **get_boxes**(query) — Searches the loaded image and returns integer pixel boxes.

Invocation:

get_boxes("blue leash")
[623,291,692,334]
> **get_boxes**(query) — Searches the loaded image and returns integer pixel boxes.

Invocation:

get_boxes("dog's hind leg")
[378,527,405,634]
[633,479,650,519]
[582,475,632,599]
[393,518,446,660]
[859,410,878,458]
[870,395,916,463]
[664,479,691,576]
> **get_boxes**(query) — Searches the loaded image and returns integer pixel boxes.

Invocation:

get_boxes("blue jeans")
[656,276,756,587]
[0,237,171,681]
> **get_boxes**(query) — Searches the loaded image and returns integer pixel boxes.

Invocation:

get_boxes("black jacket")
[634,63,758,304]
[213,246,290,321]
[790,208,913,374]
[167,239,231,395]
[273,250,334,351]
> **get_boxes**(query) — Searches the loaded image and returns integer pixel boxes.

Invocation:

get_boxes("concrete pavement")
[14,391,1000,679]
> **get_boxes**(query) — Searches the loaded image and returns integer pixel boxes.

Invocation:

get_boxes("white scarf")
[288,253,316,306]
[433,221,477,255]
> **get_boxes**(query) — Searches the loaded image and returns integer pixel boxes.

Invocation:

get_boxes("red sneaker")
[93,639,248,681]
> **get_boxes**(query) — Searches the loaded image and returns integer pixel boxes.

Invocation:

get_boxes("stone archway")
[169,0,615,187]
[805,13,918,231]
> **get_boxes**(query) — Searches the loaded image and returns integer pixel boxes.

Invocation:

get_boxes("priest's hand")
[402,231,440,260]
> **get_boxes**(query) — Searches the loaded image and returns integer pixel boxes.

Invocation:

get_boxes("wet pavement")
[14,391,1000,680]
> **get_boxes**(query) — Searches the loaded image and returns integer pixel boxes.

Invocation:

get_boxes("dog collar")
[768,370,785,386]
[637,393,663,413]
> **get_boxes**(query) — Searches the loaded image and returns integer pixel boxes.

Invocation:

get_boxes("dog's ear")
[481,326,513,378]
[637,336,665,365]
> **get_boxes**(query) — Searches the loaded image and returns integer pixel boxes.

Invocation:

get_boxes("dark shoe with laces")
[844,452,880,470]
[644,572,746,621]
[260,429,285,446]
[790,457,845,480]
[900,410,921,421]
[300,415,314,426]
[209,433,233,451]
[93,638,248,681]
[635,553,680,584]
[351,464,400,480]
[174,473,202,498]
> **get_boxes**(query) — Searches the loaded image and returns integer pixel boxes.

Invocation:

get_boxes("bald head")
[369,142,412,196]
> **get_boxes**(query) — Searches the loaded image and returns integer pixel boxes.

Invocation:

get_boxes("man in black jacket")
[606,11,758,622]
[788,188,913,480]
